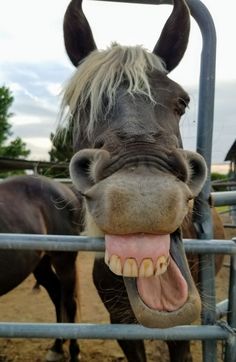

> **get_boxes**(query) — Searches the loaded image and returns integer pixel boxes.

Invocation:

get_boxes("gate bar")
[225,238,236,362]
[0,323,229,341]
[211,191,236,207]
[0,1,231,360]
[0,234,236,254]
[93,1,219,358]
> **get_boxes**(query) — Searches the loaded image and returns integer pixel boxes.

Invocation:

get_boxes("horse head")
[61,0,207,328]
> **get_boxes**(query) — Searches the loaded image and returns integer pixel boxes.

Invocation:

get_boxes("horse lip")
[96,151,187,183]
[123,232,201,328]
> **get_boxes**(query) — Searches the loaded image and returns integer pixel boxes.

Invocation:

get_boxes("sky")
[0,0,235,164]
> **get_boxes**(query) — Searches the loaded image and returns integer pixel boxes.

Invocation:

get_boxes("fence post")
[192,0,217,359]
[225,238,236,362]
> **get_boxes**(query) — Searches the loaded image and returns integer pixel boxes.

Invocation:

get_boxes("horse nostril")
[74,156,91,175]
[69,150,95,192]
[70,149,111,193]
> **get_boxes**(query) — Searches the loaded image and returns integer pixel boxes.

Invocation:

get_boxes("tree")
[49,128,73,164]
[45,127,73,178]
[0,137,30,158]
[0,85,13,146]
[0,85,31,176]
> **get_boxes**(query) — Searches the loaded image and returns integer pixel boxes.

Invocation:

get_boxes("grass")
[216,205,230,214]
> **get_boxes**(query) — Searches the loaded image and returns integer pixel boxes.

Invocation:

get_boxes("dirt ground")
[0,225,235,362]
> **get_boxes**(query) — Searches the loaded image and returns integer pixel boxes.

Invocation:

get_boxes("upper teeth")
[139,258,154,277]
[105,252,170,277]
[109,254,122,275]
[155,255,170,276]
[123,258,138,277]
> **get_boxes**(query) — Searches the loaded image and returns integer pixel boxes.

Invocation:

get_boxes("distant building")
[225,139,236,178]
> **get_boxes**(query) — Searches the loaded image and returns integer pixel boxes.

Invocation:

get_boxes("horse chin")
[124,276,200,328]
[123,232,201,328]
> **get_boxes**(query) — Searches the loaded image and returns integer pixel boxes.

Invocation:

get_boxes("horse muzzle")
[70,148,205,327]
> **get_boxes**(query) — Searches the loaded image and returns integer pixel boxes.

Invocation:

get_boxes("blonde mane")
[60,43,166,140]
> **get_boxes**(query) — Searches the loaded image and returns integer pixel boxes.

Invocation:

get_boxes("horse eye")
[94,137,105,149]
[179,95,190,107]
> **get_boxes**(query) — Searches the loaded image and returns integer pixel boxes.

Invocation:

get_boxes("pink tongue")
[105,233,188,312]
[137,259,188,311]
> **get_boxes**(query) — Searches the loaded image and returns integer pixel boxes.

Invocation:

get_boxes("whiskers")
[189,262,222,314]
[187,249,222,315]
[49,187,84,233]
[200,294,218,314]
[96,276,137,324]
[52,195,76,211]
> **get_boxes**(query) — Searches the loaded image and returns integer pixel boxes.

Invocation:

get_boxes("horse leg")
[51,252,80,362]
[167,341,192,362]
[33,255,65,361]
[93,254,146,362]
[115,338,146,362]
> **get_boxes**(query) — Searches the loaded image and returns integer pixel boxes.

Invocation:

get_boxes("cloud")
[1,61,71,160]
[1,58,235,164]
[181,82,236,163]
[12,118,56,138]
[46,83,63,96]
[1,0,235,166]
[24,138,52,161]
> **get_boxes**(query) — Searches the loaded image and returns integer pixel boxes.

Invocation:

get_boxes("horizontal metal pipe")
[0,234,235,254]
[0,234,104,252]
[212,191,236,207]
[184,240,236,255]
[224,224,236,229]
[0,323,229,341]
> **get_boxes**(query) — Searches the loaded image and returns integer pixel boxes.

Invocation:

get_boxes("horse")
[60,0,225,361]
[0,175,83,362]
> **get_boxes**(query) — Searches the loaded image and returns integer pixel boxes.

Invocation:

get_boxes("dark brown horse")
[60,0,224,361]
[0,175,82,362]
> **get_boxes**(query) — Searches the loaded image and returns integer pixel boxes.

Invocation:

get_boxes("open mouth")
[105,231,199,327]
[105,232,188,312]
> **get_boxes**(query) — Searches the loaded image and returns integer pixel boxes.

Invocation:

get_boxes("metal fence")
[0,234,235,362]
[1,1,236,362]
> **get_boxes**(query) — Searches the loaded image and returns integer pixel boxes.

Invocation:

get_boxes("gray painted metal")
[212,191,236,207]
[88,1,223,360]
[0,323,229,340]
[1,1,234,360]
[216,300,229,320]
[193,0,217,357]
[96,1,221,357]
[0,234,105,252]
[225,239,236,362]
[0,234,236,254]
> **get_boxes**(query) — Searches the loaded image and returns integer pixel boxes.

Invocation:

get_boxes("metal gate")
[0,1,236,361]
[0,233,235,362]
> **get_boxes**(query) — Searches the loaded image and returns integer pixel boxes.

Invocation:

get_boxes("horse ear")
[63,0,97,67]
[153,0,190,72]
